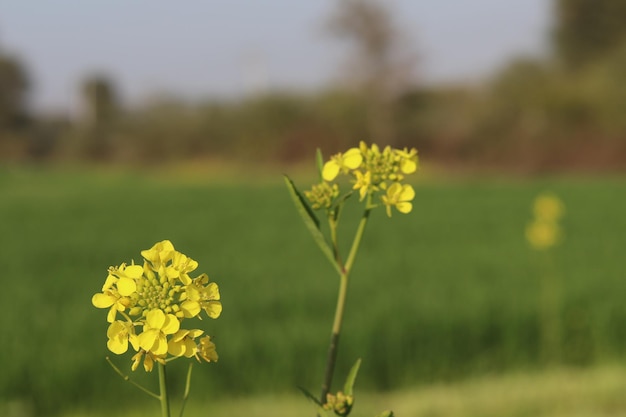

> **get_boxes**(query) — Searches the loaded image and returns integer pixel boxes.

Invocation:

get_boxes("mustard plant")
[92,239,221,417]
[526,193,565,364]
[285,141,418,417]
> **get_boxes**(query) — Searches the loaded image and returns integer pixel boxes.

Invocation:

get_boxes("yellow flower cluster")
[526,193,564,250]
[92,240,221,371]
[323,391,354,416]
[306,141,419,217]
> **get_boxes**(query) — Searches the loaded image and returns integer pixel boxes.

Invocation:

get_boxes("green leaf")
[374,411,394,417]
[316,148,324,182]
[284,175,342,275]
[284,174,320,229]
[343,358,362,396]
[297,386,322,406]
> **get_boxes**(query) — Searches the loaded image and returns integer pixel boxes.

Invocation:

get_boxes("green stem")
[178,363,193,417]
[158,362,171,417]
[320,196,372,404]
[344,196,373,273]
[105,357,160,400]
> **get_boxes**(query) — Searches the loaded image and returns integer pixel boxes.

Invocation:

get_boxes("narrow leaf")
[297,386,322,406]
[284,174,320,228]
[375,411,394,417]
[284,175,342,275]
[343,358,362,396]
[316,148,324,183]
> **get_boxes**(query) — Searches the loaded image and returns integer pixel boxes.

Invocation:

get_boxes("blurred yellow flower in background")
[533,193,564,222]
[526,193,564,250]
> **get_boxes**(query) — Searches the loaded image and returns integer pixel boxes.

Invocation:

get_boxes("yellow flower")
[324,391,354,416]
[381,183,415,217]
[395,147,419,174]
[138,309,180,355]
[322,148,363,181]
[181,273,222,319]
[92,263,142,322]
[533,193,564,222]
[196,335,218,363]
[526,220,560,250]
[352,170,372,201]
[168,329,204,358]
[106,320,139,355]
[131,350,165,372]
[140,240,176,267]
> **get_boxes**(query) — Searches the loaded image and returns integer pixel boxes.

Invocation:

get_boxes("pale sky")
[0,0,552,113]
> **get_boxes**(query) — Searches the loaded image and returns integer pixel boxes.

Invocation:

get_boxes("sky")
[0,0,552,113]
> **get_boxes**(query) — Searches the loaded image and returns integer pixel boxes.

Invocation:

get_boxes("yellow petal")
[387,182,401,196]
[146,309,166,329]
[131,351,143,371]
[343,148,363,169]
[183,338,197,358]
[186,285,201,301]
[399,185,415,201]
[205,282,220,300]
[129,334,140,351]
[124,265,144,279]
[161,314,180,335]
[116,277,137,297]
[139,329,159,351]
[396,202,413,214]
[400,158,417,174]
[322,161,340,181]
[166,266,179,279]
[107,336,128,354]
[151,334,168,355]
[189,329,204,338]
[204,301,223,319]
[92,293,116,308]
[102,274,117,291]
[143,354,154,372]
[168,340,185,357]
[181,300,201,318]
[106,321,126,338]
[107,306,117,323]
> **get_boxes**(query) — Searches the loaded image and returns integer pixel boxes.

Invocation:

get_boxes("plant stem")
[178,363,193,417]
[320,198,372,404]
[105,357,160,400]
[158,362,171,417]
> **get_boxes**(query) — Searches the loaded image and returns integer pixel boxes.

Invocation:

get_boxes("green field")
[1,167,626,416]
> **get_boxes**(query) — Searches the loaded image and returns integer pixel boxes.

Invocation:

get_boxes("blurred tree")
[554,0,626,69]
[0,51,29,131]
[326,0,416,145]
[80,74,119,158]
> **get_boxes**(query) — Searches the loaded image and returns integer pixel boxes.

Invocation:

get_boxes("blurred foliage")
[1,0,626,171]
[554,0,626,70]
[1,51,624,171]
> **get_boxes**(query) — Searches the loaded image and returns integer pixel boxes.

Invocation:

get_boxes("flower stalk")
[321,196,372,403]
[158,363,171,417]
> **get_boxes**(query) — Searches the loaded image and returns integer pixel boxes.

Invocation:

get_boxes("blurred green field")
[55,365,626,417]
[1,167,626,416]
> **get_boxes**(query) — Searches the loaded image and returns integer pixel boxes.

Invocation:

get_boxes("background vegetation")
[1,0,626,172]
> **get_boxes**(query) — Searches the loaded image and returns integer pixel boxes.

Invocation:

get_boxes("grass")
[55,364,626,417]
[1,166,626,415]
